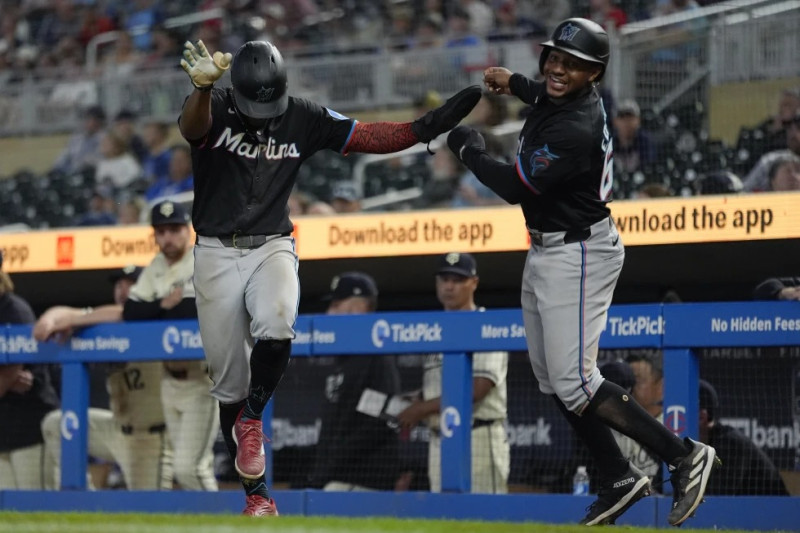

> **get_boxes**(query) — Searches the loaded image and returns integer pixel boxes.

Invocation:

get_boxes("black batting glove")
[448,125,485,162]
[412,85,482,143]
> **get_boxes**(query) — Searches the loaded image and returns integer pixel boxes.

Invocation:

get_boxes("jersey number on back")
[123,368,144,391]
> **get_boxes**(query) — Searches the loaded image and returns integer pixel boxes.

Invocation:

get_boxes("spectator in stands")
[329,181,362,214]
[767,153,800,192]
[753,277,800,301]
[699,379,789,496]
[52,104,105,175]
[0,250,59,490]
[613,99,657,174]
[489,0,547,41]
[743,111,800,191]
[306,272,402,491]
[123,0,163,52]
[385,5,415,50]
[695,170,743,196]
[99,30,142,79]
[145,145,194,202]
[600,359,661,488]
[421,147,462,208]
[141,120,172,184]
[633,183,671,198]
[736,87,800,163]
[94,129,143,190]
[397,252,509,494]
[76,3,116,48]
[411,15,444,49]
[588,0,628,30]
[112,109,148,162]
[446,7,482,48]
[74,184,117,227]
[142,25,180,69]
[35,0,80,49]
[457,0,494,36]
[517,0,571,36]
[116,195,145,225]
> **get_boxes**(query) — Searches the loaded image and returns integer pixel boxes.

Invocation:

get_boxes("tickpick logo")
[162,326,180,354]
[441,406,462,438]
[371,319,391,348]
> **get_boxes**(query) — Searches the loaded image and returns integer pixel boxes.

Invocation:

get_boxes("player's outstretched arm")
[344,86,482,154]
[34,305,123,343]
[178,40,231,141]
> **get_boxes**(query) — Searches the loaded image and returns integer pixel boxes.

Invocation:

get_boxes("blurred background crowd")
[0,0,798,230]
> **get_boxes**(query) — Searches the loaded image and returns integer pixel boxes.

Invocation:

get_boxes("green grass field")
[0,513,768,533]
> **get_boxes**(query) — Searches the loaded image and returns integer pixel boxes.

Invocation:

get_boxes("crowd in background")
[0,0,797,230]
[0,0,731,85]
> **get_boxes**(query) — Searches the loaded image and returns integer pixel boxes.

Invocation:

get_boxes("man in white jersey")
[37,265,172,490]
[122,201,219,491]
[397,252,509,493]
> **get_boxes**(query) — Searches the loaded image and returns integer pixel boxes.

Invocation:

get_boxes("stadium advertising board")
[663,301,800,347]
[1,193,798,272]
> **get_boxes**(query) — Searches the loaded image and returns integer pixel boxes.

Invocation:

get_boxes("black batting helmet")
[539,18,610,81]
[231,41,288,119]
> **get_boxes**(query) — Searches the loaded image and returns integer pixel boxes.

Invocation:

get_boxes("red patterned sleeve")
[342,122,419,154]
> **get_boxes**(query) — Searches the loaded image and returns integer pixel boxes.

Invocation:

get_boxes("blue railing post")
[59,362,89,490]
[440,351,472,493]
[662,348,699,441]
[263,398,274,488]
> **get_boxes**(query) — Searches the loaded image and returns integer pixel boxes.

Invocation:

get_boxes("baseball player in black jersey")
[446,18,719,526]
[178,39,480,516]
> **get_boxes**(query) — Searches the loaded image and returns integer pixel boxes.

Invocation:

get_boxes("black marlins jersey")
[510,74,612,232]
[183,88,356,236]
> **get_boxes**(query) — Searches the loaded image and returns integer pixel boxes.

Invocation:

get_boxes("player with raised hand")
[447,18,719,527]
[177,38,480,517]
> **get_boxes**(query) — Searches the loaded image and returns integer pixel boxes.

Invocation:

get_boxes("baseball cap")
[108,264,143,284]
[330,181,361,203]
[696,170,743,195]
[150,200,190,226]
[600,360,636,392]
[325,271,378,301]
[436,252,477,278]
[616,99,640,117]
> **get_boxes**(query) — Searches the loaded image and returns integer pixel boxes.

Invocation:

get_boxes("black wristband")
[194,83,213,92]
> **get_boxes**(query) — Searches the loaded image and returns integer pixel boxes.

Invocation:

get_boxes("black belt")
[216,232,291,249]
[120,423,166,435]
[529,227,591,247]
[472,418,500,429]
[166,368,188,380]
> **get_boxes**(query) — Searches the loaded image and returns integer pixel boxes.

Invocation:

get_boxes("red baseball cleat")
[232,407,266,479]
[242,494,279,517]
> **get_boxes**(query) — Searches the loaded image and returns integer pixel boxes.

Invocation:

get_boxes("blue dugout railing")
[1,302,799,530]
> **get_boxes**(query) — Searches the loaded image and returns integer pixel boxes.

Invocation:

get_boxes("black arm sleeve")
[122,299,164,321]
[509,73,540,106]
[461,147,527,205]
[162,298,198,319]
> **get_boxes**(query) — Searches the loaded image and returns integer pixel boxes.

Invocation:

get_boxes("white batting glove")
[180,40,232,90]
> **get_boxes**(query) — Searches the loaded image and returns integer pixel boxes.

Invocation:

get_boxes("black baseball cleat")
[668,437,721,527]
[580,464,651,526]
